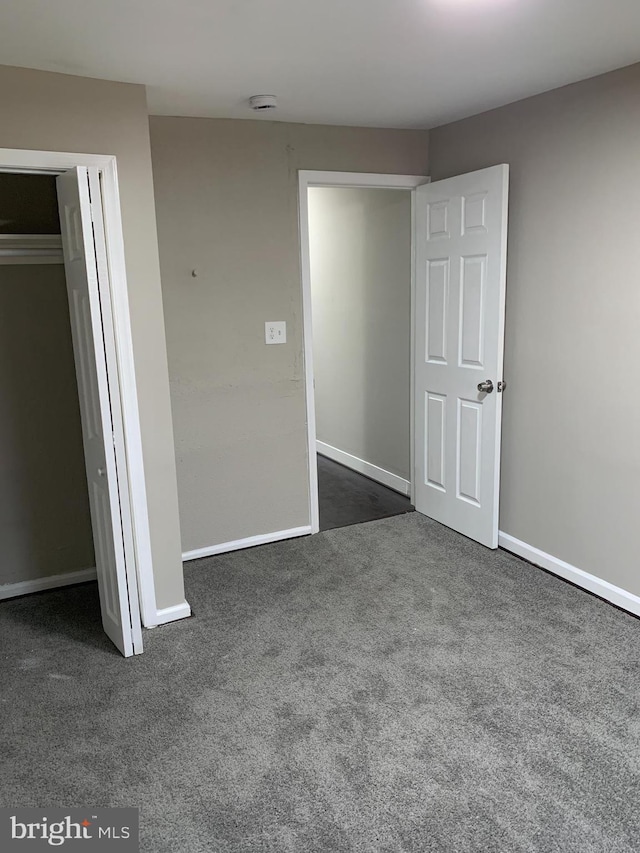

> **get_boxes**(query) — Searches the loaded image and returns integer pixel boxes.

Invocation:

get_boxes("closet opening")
[0,172,96,598]
[0,154,150,658]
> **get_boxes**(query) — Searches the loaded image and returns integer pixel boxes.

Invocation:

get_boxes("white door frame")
[0,148,157,628]
[298,170,429,533]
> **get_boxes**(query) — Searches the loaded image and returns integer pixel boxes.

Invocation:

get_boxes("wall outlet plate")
[265,321,286,344]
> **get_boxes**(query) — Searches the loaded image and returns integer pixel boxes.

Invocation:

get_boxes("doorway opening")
[299,171,428,533]
[307,185,414,531]
[299,166,509,548]
[0,149,157,657]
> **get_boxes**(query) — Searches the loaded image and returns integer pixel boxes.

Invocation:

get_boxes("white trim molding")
[499,532,640,618]
[0,568,97,601]
[299,171,431,190]
[183,526,312,562]
[151,601,192,626]
[298,169,429,534]
[317,441,410,496]
[99,159,158,630]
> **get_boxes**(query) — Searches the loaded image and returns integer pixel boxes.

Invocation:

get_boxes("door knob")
[477,380,494,394]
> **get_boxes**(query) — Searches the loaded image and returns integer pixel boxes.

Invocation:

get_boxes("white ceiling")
[1,0,639,128]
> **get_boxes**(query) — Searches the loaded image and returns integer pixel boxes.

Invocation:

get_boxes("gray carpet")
[1,513,639,852]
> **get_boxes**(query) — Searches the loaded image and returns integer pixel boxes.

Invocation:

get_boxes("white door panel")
[57,167,140,656]
[86,168,143,654]
[415,165,509,548]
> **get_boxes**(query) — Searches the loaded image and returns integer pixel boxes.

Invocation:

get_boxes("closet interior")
[0,173,94,598]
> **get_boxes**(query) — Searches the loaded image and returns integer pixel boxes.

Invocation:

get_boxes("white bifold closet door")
[414,165,509,548]
[57,167,142,657]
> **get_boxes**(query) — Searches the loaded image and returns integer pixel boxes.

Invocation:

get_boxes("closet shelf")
[0,234,63,265]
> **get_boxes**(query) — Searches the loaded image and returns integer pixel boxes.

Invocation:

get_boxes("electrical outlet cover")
[265,321,286,344]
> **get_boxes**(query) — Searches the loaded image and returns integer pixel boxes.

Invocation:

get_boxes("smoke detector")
[249,94,277,112]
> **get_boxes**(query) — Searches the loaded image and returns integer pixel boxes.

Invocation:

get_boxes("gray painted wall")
[429,63,640,596]
[0,264,94,585]
[149,117,429,552]
[0,65,185,610]
[309,187,411,480]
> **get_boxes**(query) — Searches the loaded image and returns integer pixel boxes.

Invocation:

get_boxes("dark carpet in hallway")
[317,453,413,531]
[1,513,639,852]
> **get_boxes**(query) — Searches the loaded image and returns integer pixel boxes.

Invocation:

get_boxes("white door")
[57,167,142,656]
[414,165,509,548]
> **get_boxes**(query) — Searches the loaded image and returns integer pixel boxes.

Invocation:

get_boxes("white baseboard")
[316,440,411,496]
[0,567,97,601]
[498,532,640,618]
[151,600,192,626]
[182,525,312,562]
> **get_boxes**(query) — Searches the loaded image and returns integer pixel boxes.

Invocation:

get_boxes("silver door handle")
[477,380,494,394]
